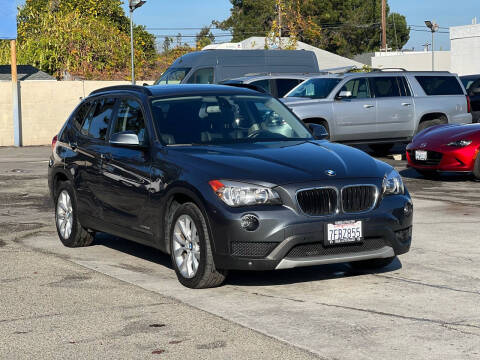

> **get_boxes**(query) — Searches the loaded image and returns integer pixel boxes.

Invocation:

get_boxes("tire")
[417,118,445,133]
[369,143,394,155]
[473,151,480,180]
[54,181,94,248]
[169,202,227,289]
[350,256,396,270]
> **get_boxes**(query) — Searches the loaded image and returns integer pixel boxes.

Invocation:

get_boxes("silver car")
[282,71,472,153]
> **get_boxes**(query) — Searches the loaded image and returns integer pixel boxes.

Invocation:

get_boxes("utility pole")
[381,0,387,52]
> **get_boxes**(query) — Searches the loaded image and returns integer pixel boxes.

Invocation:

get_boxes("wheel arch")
[161,184,214,256]
[417,112,448,126]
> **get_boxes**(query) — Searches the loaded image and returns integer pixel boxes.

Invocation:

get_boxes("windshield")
[287,78,342,99]
[154,67,191,85]
[151,95,313,145]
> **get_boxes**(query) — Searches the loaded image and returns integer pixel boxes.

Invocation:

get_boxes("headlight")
[209,180,282,207]
[447,140,472,147]
[382,169,404,195]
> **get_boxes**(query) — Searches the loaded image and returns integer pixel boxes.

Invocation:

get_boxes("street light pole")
[425,20,439,71]
[129,0,146,85]
[130,9,135,85]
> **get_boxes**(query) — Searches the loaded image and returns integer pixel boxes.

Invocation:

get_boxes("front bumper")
[406,145,479,172]
[207,183,413,271]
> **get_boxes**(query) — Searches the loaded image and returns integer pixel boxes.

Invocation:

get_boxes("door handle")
[363,104,375,109]
[69,141,78,151]
[402,103,412,107]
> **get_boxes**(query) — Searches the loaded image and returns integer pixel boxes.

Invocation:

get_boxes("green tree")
[1,0,157,80]
[216,0,410,57]
[196,26,216,50]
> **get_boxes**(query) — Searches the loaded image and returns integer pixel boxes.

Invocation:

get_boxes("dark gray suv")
[49,84,413,288]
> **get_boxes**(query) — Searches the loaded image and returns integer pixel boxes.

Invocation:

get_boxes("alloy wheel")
[172,214,201,279]
[56,190,73,239]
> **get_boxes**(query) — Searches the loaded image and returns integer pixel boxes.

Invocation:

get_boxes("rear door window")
[81,98,117,140]
[370,77,401,98]
[415,76,464,95]
[72,101,92,130]
[398,77,412,97]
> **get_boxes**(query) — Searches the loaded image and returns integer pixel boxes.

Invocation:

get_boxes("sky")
[124,0,480,52]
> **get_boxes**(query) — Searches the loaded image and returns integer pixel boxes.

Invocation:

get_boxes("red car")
[406,124,480,178]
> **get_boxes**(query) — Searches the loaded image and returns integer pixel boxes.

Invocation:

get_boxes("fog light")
[241,214,259,231]
[404,201,413,216]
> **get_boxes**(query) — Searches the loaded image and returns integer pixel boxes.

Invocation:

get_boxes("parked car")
[49,84,413,289]
[461,75,480,123]
[406,123,480,178]
[153,50,319,85]
[219,74,313,98]
[282,71,472,154]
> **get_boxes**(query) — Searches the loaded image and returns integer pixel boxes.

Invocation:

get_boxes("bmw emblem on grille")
[420,143,428,148]
[325,170,336,177]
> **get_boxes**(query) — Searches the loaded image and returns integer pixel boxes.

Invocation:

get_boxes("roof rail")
[371,67,407,72]
[89,85,153,96]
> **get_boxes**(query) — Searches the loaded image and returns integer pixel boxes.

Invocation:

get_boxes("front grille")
[408,150,443,166]
[297,188,337,216]
[231,241,278,258]
[286,237,386,258]
[342,186,377,213]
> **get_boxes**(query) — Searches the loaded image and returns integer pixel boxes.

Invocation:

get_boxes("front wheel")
[350,256,396,270]
[55,182,94,248]
[169,202,227,289]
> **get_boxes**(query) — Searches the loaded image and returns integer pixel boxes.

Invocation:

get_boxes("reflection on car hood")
[412,124,480,146]
[172,141,386,185]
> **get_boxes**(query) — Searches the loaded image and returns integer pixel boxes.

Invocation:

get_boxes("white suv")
[282,71,472,153]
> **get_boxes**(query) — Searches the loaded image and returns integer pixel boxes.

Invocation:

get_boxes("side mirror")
[110,132,145,148]
[336,90,353,100]
[308,124,329,140]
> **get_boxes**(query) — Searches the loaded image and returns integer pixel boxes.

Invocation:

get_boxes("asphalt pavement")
[1,146,480,359]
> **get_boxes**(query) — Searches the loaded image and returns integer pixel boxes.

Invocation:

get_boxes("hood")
[170,141,388,185]
[412,124,480,147]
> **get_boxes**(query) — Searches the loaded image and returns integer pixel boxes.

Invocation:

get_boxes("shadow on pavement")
[227,258,402,287]
[91,232,402,287]
[400,167,475,182]
[92,232,173,270]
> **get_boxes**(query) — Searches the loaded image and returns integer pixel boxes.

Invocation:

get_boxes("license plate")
[325,221,363,246]
[415,150,428,161]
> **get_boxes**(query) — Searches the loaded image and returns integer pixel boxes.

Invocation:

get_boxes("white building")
[371,50,451,72]
[203,37,364,70]
[450,23,480,75]
[370,22,480,76]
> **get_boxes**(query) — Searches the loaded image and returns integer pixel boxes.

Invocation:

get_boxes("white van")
[154,50,320,85]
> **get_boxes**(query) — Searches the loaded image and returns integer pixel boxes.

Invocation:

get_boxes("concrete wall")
[450,24,480,76]
[371,51,451,72]
[0,81,153,147]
